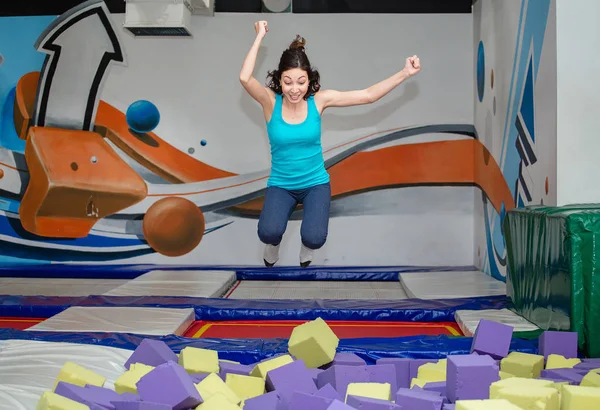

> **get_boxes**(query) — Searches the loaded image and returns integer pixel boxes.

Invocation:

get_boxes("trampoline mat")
[183,320,463,339]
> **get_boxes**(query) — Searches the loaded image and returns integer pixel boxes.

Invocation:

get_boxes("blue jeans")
[258,183,331,249]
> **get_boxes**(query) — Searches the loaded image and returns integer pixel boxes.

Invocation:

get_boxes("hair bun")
[289,35,306,51]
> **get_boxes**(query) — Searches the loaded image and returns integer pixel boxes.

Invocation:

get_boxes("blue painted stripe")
[0,213,146,248]
[0,236,154,262]
[499,0,527,166]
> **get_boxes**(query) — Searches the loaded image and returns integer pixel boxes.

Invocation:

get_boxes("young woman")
[239,20,421,268]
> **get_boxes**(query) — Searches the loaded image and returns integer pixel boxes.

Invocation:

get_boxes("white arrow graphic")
[32,0,126,131]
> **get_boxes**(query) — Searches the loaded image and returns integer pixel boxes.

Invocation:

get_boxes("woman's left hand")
[404,55,421,76]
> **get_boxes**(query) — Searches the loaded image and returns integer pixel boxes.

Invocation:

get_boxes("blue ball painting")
[126,100,160,133]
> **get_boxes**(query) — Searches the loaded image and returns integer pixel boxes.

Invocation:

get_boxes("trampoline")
[0,264,544,409]
[183,320,463,339]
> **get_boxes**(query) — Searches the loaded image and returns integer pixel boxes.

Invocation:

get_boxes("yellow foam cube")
[225,373,265,400]
[410,378,428,388]
[114,363,154,394]
[545,354,581,369]
[561,385,600,409]
[53,362,105,391]
[250,355,294,380]
[417,361,446,382]
[196,392,241,409]
[288,317,339,368]
[490,377,555,398]
[36,391,91,410]
[500,352,545,378]
[499,371,516,379]
[495,386,559,410]
[345,382,391,402]
[178,346,219,374]
[580,370,600,387]
[195,373,240,405]
[455,399,523,409]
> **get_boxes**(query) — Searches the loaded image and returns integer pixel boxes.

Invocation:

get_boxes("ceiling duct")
[123,0,214,37]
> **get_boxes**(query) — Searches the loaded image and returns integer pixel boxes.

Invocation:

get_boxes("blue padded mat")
[0,294,509,321]
[235,265,477,281]
[0,328,538,364]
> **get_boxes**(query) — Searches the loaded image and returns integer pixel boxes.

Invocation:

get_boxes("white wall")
[556,0,600,206]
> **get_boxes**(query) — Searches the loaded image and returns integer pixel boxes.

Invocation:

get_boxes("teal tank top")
[266,93,330,190]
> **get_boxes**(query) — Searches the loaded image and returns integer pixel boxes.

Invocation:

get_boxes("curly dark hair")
[266,35,321,99]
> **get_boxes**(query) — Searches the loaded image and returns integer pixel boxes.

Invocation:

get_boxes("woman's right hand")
[254,20,268,39]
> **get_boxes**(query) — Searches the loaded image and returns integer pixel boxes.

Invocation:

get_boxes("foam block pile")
[36,318,600,409]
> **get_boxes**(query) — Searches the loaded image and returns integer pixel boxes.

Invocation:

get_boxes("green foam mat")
[503,204,600,357]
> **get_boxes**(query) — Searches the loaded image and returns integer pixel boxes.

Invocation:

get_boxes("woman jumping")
[239,20,421,268]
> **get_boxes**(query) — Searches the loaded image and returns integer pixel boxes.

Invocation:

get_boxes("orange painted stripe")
[232,139,514,215]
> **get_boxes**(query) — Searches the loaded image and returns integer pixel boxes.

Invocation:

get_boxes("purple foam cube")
[136,361,202,410]
[266,359,317,405]
[423,381,447,395]
[395,388,444,410]
[410,386,442,397]
[539,331,578,359]
[446,354,500,402]
[124,339,178,370]
[115,393,141,401]
[537,377,574,385]
[347,396,400,409]
[54,382,114,409]
[367,364,398,394]
[317,365,369,397]
[219,361,251,380]
[310,368,325,385]
[289,391,334,410]
[315,384,342,401]
[189,373,210,384]
[539,368,584,384]
[244,391,285,410]
[574,361,600,371]
[346,395,402,409]
[112,402,171,410]
[326,399,356,410]
[322,353,367,369]
[470,319,513,359]
[376,358,412,388]
[82,384,126,409]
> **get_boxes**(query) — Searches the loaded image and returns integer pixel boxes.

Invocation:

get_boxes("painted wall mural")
[0,0,555,271]
[474,0,556,280]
